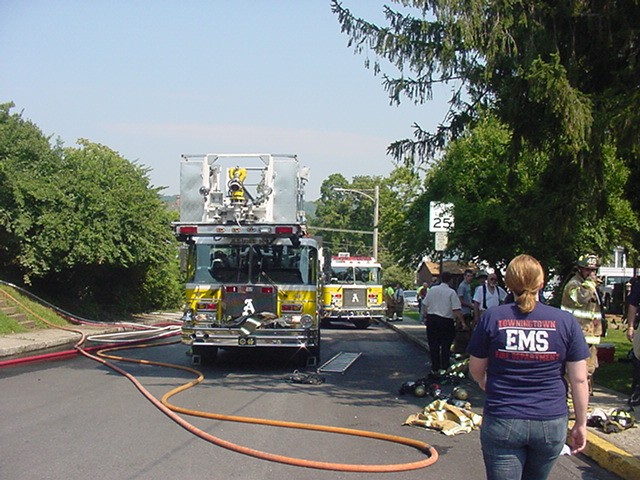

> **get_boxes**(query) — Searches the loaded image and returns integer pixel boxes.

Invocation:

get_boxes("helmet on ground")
[576,254,598,270]
[610,409,635,429]
[413,384,427,397]
[452,386,469,401]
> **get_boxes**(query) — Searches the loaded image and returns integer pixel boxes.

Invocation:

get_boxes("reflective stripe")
[560,306,599,321]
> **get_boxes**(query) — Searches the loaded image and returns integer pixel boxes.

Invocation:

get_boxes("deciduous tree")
[333,0,640,267]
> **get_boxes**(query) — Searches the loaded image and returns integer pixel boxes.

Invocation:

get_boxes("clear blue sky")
[1,1,448,200]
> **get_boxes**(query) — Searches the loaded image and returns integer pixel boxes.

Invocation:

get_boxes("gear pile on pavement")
[404,399,482,436]
[284,370,325,385]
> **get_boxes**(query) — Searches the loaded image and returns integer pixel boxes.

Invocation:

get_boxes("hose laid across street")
[1,285,439,472]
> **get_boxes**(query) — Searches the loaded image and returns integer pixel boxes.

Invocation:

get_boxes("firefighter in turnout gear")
[561,253,603,392]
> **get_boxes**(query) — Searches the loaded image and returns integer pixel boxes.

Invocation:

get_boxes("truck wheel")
[192,345,218,365]
[353,319,371,329]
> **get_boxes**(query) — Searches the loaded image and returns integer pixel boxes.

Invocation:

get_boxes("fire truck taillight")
[225,286,238,293]
[275,226,294,235]
[178,226,198,235]
[261,287,274,294]
[196,302,217,311]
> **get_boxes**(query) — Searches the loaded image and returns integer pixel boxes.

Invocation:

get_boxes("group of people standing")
[419,255,595,480]
[420,268,508,374]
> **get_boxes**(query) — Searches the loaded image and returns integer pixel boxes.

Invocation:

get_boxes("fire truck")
[320,252,384,329]
[173,153,320,366]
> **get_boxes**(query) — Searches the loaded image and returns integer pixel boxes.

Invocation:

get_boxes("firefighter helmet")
[610,409,635,429]
[413,384,427,397]
[452,386,469,401]
[576,254,599,270]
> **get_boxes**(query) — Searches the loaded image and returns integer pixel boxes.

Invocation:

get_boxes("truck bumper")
[181,326,319,349]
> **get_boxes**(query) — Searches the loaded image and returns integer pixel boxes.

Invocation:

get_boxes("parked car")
[403,290,420,311]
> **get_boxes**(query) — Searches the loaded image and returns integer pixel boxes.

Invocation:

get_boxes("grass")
[0,285,72,335]
[593,322,634,394]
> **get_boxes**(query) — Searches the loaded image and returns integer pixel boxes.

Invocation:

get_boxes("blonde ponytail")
[505,254,544,314]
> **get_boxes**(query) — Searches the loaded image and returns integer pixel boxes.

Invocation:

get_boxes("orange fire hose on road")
[1,285,439,472]
[94,341,439,472]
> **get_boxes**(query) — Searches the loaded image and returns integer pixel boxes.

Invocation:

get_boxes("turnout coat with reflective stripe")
[560,273,603,344]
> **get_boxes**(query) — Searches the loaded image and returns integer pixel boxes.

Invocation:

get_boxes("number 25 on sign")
[429,201,455,232]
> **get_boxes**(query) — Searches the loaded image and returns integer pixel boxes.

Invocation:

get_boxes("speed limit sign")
[429,202,455,232]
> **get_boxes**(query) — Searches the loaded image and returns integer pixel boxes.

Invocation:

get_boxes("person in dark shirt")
[626,277,640,406]
[467,254,590,480]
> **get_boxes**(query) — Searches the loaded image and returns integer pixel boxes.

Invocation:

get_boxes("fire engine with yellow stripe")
[320,252,384,329]
[173,153,320,366]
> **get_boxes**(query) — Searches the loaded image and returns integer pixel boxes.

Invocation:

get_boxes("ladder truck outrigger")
[173,153,320,366]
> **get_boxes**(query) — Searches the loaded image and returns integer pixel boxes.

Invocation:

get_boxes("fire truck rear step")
[317,352,361,374]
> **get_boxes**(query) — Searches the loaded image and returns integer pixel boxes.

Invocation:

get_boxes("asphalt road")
[0,321,619,480]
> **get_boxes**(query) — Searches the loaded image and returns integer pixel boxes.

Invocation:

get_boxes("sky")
[1,0,449,201]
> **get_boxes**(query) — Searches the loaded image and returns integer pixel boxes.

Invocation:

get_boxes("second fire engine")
[320,253,384,329]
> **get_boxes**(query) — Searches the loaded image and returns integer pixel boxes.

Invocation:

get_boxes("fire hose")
[0,284,439,472]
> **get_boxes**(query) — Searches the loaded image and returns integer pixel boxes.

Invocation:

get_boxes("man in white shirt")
[473,272,507,320]
[422,271,464,374]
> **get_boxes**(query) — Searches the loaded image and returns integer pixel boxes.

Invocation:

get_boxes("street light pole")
[334,186,379,261]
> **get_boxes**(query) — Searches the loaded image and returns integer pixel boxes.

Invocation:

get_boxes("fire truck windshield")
[329,266,381,285]
[189,242,317,285]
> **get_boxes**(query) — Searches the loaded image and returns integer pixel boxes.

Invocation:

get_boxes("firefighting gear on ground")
[399,357,469,398]
[404,400,483,436]
[284,369,325,385]
[399,356,480,436]
[587,407,636,434]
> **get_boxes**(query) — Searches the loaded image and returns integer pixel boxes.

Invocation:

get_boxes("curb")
[583,429,640,480]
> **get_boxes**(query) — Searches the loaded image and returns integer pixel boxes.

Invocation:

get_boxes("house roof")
[418,259,477,275]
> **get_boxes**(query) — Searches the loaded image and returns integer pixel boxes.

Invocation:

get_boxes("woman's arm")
[469,355,488,391]
[566,359,589,454]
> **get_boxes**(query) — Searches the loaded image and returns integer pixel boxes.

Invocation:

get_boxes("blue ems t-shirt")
[467,302,590,419]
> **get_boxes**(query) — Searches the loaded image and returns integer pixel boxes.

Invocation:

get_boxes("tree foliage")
[333,1,640,268]
[0,103,182,314]
[311,166,422,285]
[400,113,638,274]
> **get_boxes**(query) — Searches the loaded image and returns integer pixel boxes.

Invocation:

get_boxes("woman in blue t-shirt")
[467,254,590,480]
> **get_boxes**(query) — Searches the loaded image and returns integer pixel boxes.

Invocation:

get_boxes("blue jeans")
[480,414,568,480]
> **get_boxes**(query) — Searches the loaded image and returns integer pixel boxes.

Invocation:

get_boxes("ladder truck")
[173,153,320,366]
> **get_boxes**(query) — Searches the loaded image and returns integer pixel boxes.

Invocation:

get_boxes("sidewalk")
[0,313,182,362]
[380,312,640,480]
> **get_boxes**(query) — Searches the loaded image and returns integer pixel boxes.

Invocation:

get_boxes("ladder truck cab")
[320,252,384,329]
[174,153,320,366]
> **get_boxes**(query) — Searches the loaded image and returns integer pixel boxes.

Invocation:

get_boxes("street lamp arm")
[333,188,375,202]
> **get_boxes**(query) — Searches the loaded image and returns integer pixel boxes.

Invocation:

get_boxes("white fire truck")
[320,253,384,329]
[173,154,320,366]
